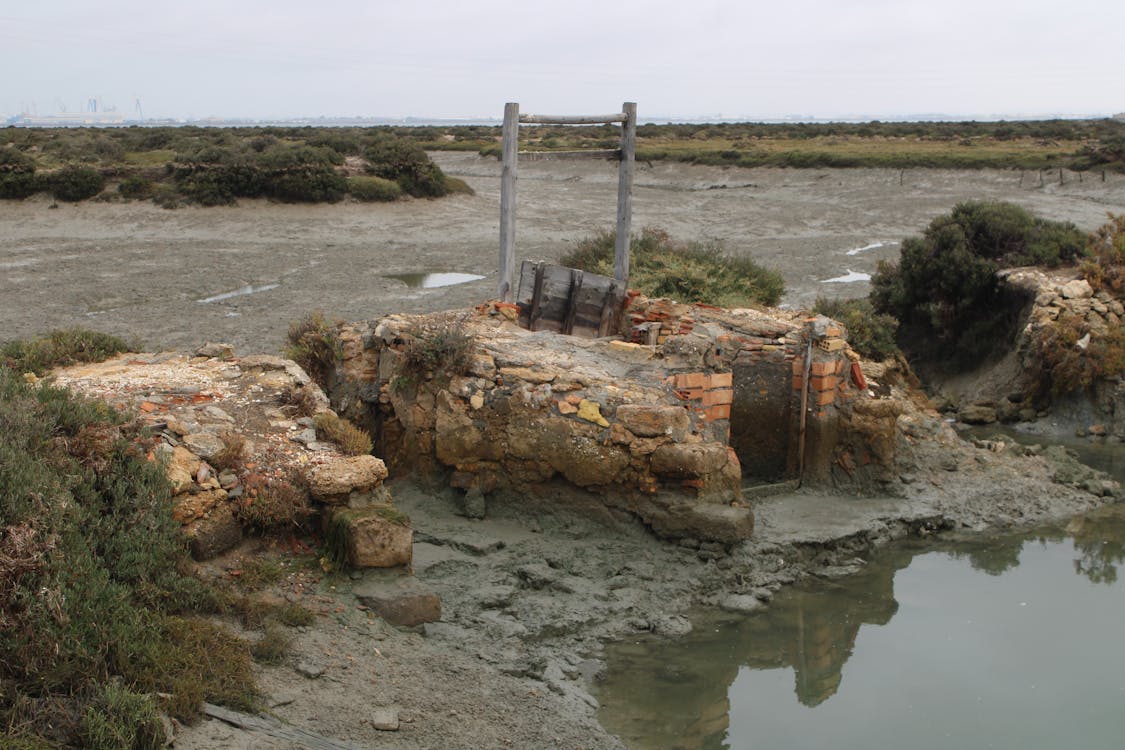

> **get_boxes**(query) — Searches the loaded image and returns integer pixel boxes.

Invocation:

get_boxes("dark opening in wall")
[730,351,793,483]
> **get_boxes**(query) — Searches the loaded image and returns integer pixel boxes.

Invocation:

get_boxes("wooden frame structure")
[498,101,637,303]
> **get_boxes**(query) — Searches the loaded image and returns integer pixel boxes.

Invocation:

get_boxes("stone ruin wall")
[329,296,901,544]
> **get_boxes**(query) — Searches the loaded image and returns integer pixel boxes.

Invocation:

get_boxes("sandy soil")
[2,154,1123,355]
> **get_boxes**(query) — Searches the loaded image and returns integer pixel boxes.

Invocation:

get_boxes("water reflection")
[600,556,908,749]
[599,506,1125,750]
[385,271,484,288]
[1065,504,1125,584]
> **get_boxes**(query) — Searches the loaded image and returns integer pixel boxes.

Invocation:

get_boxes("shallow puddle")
[598,506,1125,749]
[386,272,484,289]
[820,269,872,284]
[196,283,279,304]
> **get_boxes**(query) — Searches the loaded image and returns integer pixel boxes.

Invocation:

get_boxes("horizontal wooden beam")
[517,149,621,162]
[519,113,627,125]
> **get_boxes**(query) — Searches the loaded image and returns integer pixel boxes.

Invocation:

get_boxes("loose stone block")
[329,507,412,569]
[305,455,388,503]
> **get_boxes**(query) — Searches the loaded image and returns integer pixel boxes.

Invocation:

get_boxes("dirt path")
[2,155,1122,355]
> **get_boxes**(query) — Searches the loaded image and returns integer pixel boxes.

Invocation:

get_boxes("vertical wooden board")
[499,102,520,301]
[614,102,637,287]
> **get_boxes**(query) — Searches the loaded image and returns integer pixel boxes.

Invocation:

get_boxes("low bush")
[364,137,451,198]
[208,431,247,474]
[0,148,39,199]
[812,297,900,360]
[1,328,132,375]
[0,362,256,747]
[1029,313,1125,399]
[236,473,312,534]
[50,165,105,202]
[561,227,785,307]
[313,412,372,456]
[347,175,403,202]
[117,175,155,199]
[266,165,347,203]
[284,311,341,389]
[871,201,1085,369]
[397,319,475,382]
[1082,213,1125,294]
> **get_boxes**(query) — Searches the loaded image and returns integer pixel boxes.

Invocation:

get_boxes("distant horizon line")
[6,109,1123,127]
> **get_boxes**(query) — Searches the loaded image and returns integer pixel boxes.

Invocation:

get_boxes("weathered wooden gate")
[514,261,621,337]
[497,102,637,334]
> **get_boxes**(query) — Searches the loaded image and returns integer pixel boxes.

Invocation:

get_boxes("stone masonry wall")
[329,298,898,544]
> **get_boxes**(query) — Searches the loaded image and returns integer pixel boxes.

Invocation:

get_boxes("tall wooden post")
[614,101,636,287]
[499,102,520,301]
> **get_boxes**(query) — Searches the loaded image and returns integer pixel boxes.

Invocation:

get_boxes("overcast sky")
[2,1,1121,121]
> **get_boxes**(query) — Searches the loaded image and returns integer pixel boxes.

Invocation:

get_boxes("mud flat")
[2,154,1123,355]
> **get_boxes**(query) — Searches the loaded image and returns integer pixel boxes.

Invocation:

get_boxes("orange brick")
[792,375,804,391]
[811,375,837,392]
[836,358,847,374]
[850,362,868,390]
[792,358,804,375]
[711,371,733,389]
[706,404,731,420]
[825,326,842,337]
[675,372,706,389]
[815,390,836,406]
[810,360,833,376]
[704,388,734,405]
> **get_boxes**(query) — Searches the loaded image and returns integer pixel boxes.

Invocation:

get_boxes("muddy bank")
[174,421,1117,749]
[3,155,1124,356]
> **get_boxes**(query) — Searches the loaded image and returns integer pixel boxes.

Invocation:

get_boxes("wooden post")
[614,102,636,288]
[528,261,546,331]
[499,102,520,301]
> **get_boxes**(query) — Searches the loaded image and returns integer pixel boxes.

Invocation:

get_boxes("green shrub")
[0,363,255,747]
[0,148,39,199]
[561,227,785,307]
[364,137,450,198]
[265,165,347,203]
[347,175,403,202]
[1,328,131,375]
[51,165,105,202]
[174,164,263,206]
[79,683,164,750]
[117,176,155,200]
[151,184,181,209]
[871,201,1085,369]
[313,412,372,455]
[812,297,900,360]
[284,311,341,389]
